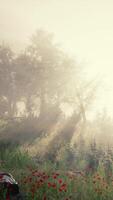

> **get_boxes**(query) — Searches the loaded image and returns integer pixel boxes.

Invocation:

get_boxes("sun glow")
[0,0,113,118]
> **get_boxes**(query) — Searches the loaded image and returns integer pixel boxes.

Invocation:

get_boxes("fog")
[0,0,113,177]
[0,0,113,118]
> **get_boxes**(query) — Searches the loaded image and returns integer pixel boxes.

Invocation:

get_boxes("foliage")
[0,141,113,199]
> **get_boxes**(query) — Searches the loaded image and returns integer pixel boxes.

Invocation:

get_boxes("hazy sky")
[0,0,113,117]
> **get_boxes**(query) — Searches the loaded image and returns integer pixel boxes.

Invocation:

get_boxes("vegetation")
[0,141,113,199]
[0,30,113,199]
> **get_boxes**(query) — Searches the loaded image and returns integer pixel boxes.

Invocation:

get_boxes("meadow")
[0,27,113,200]
[0,141,113,200]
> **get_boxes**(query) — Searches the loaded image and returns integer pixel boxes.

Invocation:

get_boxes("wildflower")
[59,188,63,192]
[59,183,67,192]
[58,179,63,184]
[47,182,51,187]
[53,175,57,179]
[52,183,57,188]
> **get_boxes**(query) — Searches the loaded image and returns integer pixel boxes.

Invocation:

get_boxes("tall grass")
[0,141,33,171]
[0,140,113,199]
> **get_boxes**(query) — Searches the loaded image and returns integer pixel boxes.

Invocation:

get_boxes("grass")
[0,143,113,199]
[8,166,113,200]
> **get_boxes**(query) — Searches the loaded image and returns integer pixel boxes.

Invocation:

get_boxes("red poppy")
[58,179,63,184]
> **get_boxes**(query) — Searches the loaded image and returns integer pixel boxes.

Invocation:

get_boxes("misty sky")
[0,0,113,117]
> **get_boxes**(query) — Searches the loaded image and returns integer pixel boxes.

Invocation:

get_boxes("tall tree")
[0,44,17,118]
[24,30,79,119]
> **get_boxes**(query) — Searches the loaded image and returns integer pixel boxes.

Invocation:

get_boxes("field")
[0,142,113,200]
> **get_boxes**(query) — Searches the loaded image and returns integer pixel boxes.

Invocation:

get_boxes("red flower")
[59,188,63,192]
[53,175,57,179]
[59,183,67,192]
[52,183,57,188]
[47,182,57,189]
[61,183,67,187]
[48,182,51,187]
[58,179,63,184]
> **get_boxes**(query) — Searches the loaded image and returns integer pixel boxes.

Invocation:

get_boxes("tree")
[0,30,98,148]
[24,30,80,119]
[0,44,17,118]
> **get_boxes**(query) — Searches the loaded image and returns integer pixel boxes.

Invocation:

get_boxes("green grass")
[0,143,113,199]
[13,167,113,200]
